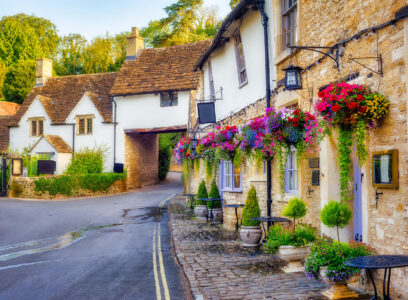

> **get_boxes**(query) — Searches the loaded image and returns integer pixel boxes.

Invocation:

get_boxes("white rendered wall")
[201,9,276,121]
[66,94,114,173]
[57,153,72,175]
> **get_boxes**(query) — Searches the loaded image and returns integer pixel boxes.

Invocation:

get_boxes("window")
[282,0,297,49]
[233,31,248,86]
[285,147,298,193]
[77,116,93,135]
[208,60,215,100]
[221,160,241,191]
[160,92,178,107]
[29,118,44,137]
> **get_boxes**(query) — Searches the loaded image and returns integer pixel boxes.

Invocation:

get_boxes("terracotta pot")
[240,226,262,247]
[194,205,208,221]
[319,267,359,300]
[277,245,310,262]
[212,208,223,224]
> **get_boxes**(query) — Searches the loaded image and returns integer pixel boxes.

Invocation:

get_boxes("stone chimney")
[36,58,53,87]
[126,27,144,60]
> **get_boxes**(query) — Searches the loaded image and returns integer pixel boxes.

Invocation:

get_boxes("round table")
[224,204,245,239]
[344,255,408,300]
[251,216,290,243]
[198,198,223,227]
[182,194,197,210]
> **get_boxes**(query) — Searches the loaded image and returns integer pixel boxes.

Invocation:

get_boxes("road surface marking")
[152,224,162,300]
[157,222,170,300]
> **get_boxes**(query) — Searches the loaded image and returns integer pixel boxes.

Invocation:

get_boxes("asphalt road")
[0,172,191,300]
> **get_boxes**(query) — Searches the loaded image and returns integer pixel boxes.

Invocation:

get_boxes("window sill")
[280,191,299,202]
[274,49,291,65]
[77,133,93,136]
[222,189,243,193]
[238,80,248,89]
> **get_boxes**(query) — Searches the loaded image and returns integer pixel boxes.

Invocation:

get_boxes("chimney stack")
[36,58,53,87]
[126,27,144,60]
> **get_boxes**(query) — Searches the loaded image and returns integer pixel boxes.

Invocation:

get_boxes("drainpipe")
[112,98,117,169]
[258,0,273,227]
[70,123,76,157]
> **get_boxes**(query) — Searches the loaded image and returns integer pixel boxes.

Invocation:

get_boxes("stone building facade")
[189,0,408,298]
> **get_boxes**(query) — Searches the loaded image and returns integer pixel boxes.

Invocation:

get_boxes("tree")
[241,185,261,227]
[0,61,7,100]
[54,34,87,75]
[320,200,352,241]
[196,179,208,205]
[229,0,239,9]
[2,60,36,104]
[141,0,220,48]
[208,179,221,209]
[282,196,307,230]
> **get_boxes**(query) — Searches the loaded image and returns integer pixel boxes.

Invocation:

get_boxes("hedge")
[34,173,126,197]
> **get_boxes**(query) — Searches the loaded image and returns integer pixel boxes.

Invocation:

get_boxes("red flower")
[226,125,231,130]
[308,115,315,121]
[358,106,367,113]
[318,91,325,98]
[356,94,364,101]
[332,104,341,112]
[293,110,300,115]
[348,102,358,109]
[292,117,299,123]
[292,122,299,127]
[330,95,337,101]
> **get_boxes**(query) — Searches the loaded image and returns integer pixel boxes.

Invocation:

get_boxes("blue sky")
[0,0,231,40]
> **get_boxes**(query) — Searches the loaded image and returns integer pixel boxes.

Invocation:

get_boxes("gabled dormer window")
[29,118,44,137]
[233,31,248,87]
[160,92,178,107]
[76,115,93,135]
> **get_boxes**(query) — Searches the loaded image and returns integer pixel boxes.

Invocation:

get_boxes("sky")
[0,0,231,40]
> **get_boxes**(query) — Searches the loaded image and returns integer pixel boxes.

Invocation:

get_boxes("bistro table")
[251,216,290,243]
[198,198,223,228]
[182,194,197,210]
[224,204,245,239]
[344,255,408,300]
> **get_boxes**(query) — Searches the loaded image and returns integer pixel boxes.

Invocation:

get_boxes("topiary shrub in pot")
[208,179,223,224]
[320,200,352,242]
[194,180,208,221]
[240,185,262,247]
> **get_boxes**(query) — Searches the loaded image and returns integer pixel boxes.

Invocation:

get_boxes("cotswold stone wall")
[10,176,127,199]
[273,0,408,297]
[124,133,158,189]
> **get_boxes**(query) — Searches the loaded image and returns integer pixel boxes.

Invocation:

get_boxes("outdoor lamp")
[191,138,198,150]
[283,65,303,90]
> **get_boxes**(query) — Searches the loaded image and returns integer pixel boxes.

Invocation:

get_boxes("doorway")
[353,157,363,242]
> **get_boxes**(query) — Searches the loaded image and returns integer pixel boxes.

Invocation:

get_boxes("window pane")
[224,161,231,189]
[39,120,43,135]
[87,118,93,134]
[31,121,37,136]
[234,165,241,189]
[161,92,178,107]
[79,119,85,134]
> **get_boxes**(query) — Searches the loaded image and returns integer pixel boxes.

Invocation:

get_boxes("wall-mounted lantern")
[191,138,198,150]
[283,65,303,90]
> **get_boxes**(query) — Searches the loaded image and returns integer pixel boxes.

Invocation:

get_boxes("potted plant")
[240,185,262,247]
[208,180,223,224]
[304,238,376,299]
[321,200,352,241]
[194,180,208,221]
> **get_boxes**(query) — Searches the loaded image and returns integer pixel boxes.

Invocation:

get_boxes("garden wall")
[11,175,127,199]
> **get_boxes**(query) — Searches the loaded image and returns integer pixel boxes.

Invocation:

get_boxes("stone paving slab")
[168,196,328,300]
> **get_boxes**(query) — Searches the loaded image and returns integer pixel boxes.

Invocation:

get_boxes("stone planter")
[212,208,223,224]
[194,205,208,221]
[240,226,262,247]
[319,267,359,299]
[277,245,310,262]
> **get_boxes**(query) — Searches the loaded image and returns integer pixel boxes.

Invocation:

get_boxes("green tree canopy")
[2,60,36,104]
[229,0,239,9]
[54,33,87,75]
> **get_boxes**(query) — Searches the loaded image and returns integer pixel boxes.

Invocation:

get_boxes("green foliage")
[34,173,126,197]
[196,179,208,205]
[10,181,23,197]
[282,196,307,230]
[141,1,220,48]
[229,0,239,8]
[338,127,353,202]
[208,179,221,209]
[66,146,106,175]
[159,133,183,181]
[355,119,367,166]
[2,60,36,104]
[265,223,317,254]
[241,185,261,227]
[0,62,7,100]
[304,237,376,282]
[320,200,352,241]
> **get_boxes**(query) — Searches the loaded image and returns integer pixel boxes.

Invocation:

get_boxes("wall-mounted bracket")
[348,54,383,76]
[289,45,341,69]
[196,87,223,103]
[375,188,383,209]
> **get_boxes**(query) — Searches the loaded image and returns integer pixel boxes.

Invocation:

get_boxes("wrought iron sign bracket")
[289,45,341,69]
[196,87,223,103]
[348,54,383,76]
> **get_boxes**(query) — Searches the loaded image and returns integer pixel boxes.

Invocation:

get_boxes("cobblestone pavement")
[169,196,328,300]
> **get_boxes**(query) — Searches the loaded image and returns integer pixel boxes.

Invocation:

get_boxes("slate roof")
[9,72,118,126]
[0,102,20,116]
[110,40,211,96]
[0,116,11,151]
[31,135,72,153]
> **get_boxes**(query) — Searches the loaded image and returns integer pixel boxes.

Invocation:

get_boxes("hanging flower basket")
[214,125,239,161]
